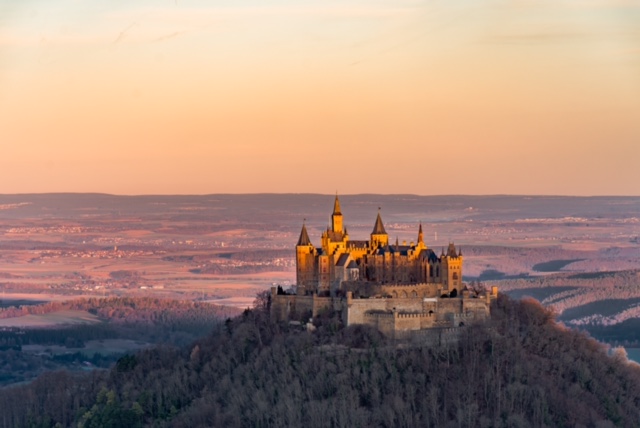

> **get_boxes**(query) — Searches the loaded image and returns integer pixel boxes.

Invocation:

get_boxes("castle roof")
[346,260,358,269]
[447,242,458,258]
[336,253,351,267]
[297,224,312,246]
[371,211,387,235]
[377,245,412,256]
[325,231,345,242]
[420,248,439,262]
[347,240,368,249]
[333,194,342,215]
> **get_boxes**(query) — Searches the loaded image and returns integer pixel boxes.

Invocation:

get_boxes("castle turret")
[331,194,343,233]
[296,222,316,295]
[441,242,463,293]
[416,222,426,250]
[370,209,389,248]
[297,222,311,246]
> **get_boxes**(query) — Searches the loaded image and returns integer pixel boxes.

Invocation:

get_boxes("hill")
[0,295,639,427]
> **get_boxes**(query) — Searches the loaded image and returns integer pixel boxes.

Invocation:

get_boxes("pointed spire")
[297,222,311,246]
[395,236,399,248]
[447,242,457,257]
[371,208,387,235]
[417,222,424,244]
[332,193,342,215]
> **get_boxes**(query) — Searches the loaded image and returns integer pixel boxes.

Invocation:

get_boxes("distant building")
[271,196,497,339]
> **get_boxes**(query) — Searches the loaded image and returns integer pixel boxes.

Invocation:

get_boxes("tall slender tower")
[331,194,343,233]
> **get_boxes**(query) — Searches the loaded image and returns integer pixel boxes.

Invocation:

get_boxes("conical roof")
[371,211,387,235]
[417,222,424,244]
[297,224,312,246]
[333,194,342,215]
[447,242,458,257]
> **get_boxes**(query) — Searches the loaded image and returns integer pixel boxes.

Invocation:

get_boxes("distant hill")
[0,295,639,427]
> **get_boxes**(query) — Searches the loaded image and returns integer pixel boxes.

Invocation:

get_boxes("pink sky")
[1,1,638,195]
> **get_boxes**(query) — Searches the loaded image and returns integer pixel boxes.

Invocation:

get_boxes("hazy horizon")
[0,192,639,198]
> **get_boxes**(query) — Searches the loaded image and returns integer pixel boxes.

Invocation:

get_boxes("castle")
[271,196,496,339]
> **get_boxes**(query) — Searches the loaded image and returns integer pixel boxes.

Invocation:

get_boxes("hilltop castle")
[296,195,463,298]
[271,196,496,339]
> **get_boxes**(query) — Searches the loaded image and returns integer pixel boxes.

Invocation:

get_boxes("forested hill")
[1,296,640,428]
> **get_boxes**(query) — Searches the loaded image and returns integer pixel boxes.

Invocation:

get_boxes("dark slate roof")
[336,253,351,267]
[347,240,368,249]
[376,244,412,256]
[326,231,345,242]
[297,224,312,246]
[390,245,412,255]
[346,260,358,269]
[420,249,439,262]
[371,212,387,235]
[333,195,342,215]
[447,242,458,257]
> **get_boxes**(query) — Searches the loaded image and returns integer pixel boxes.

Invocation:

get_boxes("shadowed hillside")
[0,295,639,427]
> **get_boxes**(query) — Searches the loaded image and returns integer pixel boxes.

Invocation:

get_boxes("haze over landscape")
[1,2,640,426]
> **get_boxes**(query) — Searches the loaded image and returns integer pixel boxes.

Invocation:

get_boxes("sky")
[0,0,639,196]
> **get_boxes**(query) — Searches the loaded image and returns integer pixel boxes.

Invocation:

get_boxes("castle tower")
[441,242,463,292]
[416,222,426,250]
[296,222,316,295]
[370,209,389,248]
[331,194,343,233]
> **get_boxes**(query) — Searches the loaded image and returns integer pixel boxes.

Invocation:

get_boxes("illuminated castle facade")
[295,196,463,298]
[271,196,496,339]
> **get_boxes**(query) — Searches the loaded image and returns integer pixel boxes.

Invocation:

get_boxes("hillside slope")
[1,295,639,427]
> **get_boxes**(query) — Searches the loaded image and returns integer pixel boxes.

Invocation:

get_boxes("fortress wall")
[462,298,491,317]
[272,289,344,322]
[375,315,396,338]
[383,298,423,312]
[341,282,440,299]
[420,314,436,329]
[381,283,440,299]
[345,299,388,326]
[436,298,464,316]
[393,313,422,333]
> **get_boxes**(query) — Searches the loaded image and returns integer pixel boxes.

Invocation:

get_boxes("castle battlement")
[395,312,432,319]
[364,311,434,319]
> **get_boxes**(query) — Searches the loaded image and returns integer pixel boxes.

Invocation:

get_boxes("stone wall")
[271,288,343,322]
[272,287,495,338]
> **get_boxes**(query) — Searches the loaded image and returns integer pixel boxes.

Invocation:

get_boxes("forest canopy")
[0,295,639,427]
